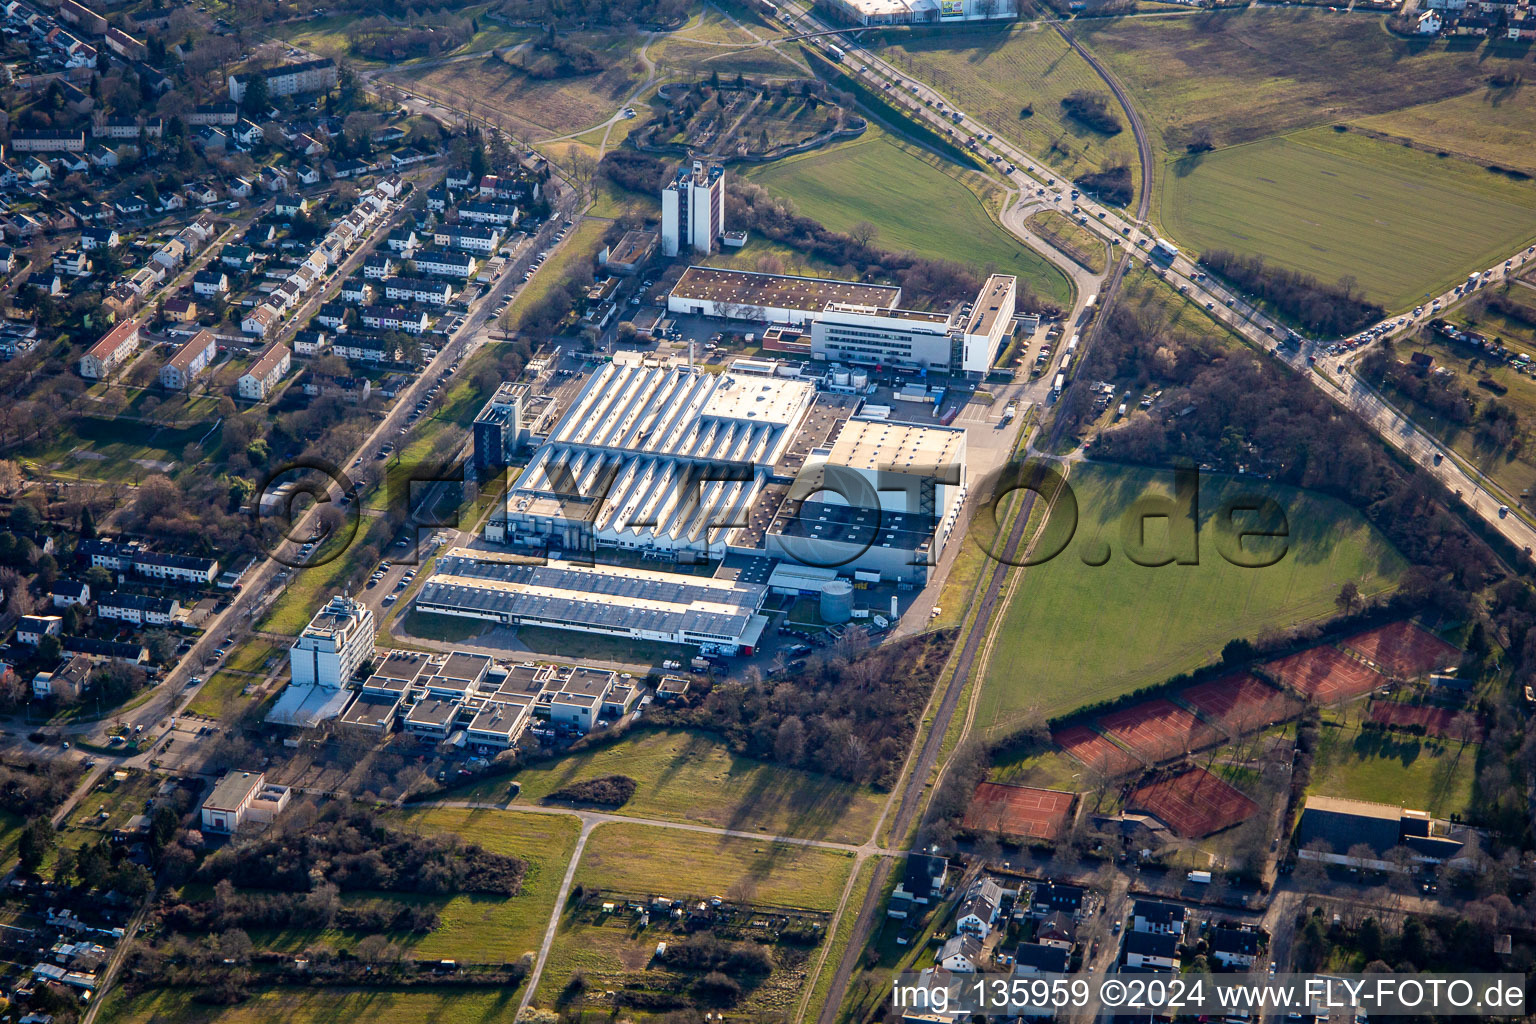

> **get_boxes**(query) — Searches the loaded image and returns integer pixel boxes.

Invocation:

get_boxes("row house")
[97,591,180,626]
[456,201,519,227]
[434,224,501,255]
[159,329,218,391]
[78,318,141,379]
[413,250,477,279]
[237,342,291,401]
[360,306,429,334]
[134,551,219,585]
[383,276,453,306]
[11,129,86,153]
[187,103,239,127]
[331,333,396,363]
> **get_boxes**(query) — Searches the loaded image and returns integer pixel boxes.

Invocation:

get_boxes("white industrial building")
[416,553,771,654]
[272,594,376,726]
[476,358,968,591]
[668,266,900,325]
[670,269,1017,376]
[661,161,726,257]
[817,0,1018,26]
[491,364,815,557]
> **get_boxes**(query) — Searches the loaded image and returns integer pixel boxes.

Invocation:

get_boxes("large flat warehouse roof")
[826,418,966,472]
[671,266,900,312]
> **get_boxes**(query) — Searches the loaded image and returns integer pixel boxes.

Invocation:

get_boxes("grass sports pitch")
[1160,127,1536,309]
[977,462,1406,736]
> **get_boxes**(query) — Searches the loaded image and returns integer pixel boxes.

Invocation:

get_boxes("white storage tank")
[832,370,851,387]
[850,369,869,389]
[820,580,854,623]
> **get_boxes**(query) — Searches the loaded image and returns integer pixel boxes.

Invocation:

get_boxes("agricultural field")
[870,23,1136,190]
[457,727,884,844]
[249,808,579,961]
[744,127,1074,307]
[1353,84,1536,178]
[976,461,1407,736]
[1309,705,1478,818]
[1072,9,1536,158]
[1026,209,1108,273]
[98,988,525,1024]
[1159,127,1536,309]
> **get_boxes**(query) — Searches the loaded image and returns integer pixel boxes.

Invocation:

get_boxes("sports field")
[976,462,1406,735]
[744,127,1073,307]
[1339,621,1460,679]
[963,782,1076,839]
[456,728,884,843]
[1261,644,1386,703]
[1160,127,1536,309]
[1127,767,1258,837]
[871,23,1137,188]
[1310,706,1478,818]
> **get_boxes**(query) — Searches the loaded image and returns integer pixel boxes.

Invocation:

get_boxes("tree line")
[1200,249,1384,336]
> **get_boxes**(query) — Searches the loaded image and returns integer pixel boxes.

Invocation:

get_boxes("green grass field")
[1354,84,1536,178]
[455,728,883,844]
[1160,127,1536,310]
[0,809,26,876]
[97,988,524,1024]
[506,219,608,330]
[249,808,579,962]
[1073,9,1536,158]
[575,822,854,910]
[183,670,258,720]
[1025,209,1108,273]
[1309,706,1477,817]
[871,22,1135,188]
[744,126,1073,307]
[977,461,1406,735]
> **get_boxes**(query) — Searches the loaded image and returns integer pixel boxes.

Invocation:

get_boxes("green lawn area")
[977,461,1407,735]
[456,727,884,844]
[505,218,608,331]
[1353,84,1536,178]
[1160,127,1536,310]
[1025,209,1108,273]
[1309,706,1478,818]
[871,22,1135,190]
[249,808,579,962]
[744,126,1074,308]
[222,637,285,676]
[257,513,394,636]
[97,988,524,1024]
[17,415,209,485]
[0,809,26,876]
[575,822,855,910]
[182,670,258,720]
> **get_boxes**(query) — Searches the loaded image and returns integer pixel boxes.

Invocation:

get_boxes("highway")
[776,5,1536,565]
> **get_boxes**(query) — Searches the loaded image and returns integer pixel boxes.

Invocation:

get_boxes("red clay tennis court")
[964,782,1077,839]
[1341,622,1460,679]
[1096,699,1224,762]
[1127,768,1259,837]
[1053,725,1141,777]
[1180,674,1302,733]
[1368,701,1482,740]
[1262,645,1386,703]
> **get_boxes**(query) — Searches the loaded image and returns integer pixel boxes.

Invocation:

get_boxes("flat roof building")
[668,266,900,325]
[416,551,770,654]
